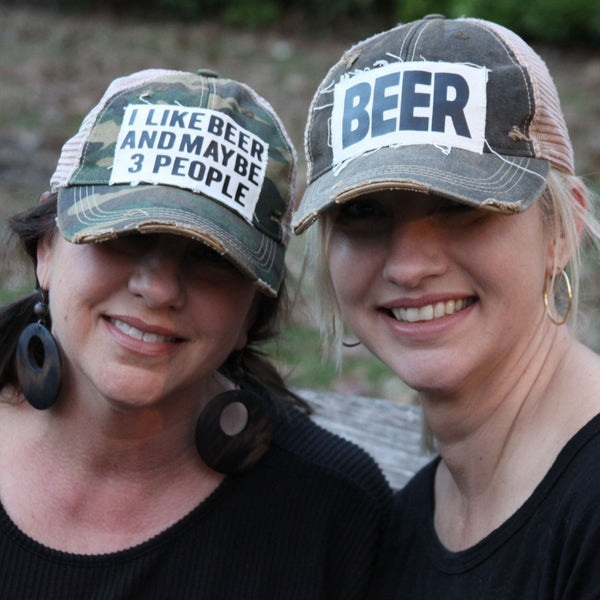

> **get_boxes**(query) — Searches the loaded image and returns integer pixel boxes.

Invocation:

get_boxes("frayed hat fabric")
[51,69,296,296]
[293,15,573,233]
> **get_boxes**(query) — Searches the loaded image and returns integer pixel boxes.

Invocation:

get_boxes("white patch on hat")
[331,61,488,168]
[110,104,269,223]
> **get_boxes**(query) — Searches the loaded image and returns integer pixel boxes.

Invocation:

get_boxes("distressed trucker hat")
[50,68,296,296]
[293,15,574,233]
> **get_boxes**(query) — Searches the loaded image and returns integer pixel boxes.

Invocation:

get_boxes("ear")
[39,190,54,205]
[571,182,588,238]
[234,292,261,351]
[546,182,587,274]
[36,230,55,290]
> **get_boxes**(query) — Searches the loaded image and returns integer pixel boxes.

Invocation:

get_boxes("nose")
[128,246,186,310]
[382,219,447,288]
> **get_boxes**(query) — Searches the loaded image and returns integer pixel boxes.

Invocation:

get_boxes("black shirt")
[372,412,600,599]
[0,400,392,599]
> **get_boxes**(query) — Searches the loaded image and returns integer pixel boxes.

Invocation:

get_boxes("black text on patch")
[110,104,268,223]
[331,61,488,166]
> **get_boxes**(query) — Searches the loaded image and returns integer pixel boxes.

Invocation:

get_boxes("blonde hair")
[303,168,600,367]
[540,170,600,332]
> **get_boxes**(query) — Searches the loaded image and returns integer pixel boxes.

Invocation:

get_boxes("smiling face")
[326,190,554,397]
[36,232,258,412]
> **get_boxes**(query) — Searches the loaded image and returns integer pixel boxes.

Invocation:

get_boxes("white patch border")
[110,104,269,223]
[331,61,488,167]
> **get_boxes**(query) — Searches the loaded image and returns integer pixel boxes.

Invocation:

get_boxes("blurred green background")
[1,1,599,402]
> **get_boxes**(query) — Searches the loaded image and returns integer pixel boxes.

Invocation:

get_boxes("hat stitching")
[71,185,278,265]
[483,140,546,183]
[508,126,531,142]
[208,76,215,109]
[326,158,535,195]
[405,18,434,62]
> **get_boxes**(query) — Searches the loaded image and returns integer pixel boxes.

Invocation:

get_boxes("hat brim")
[57,184,284,296]
[293,145,550,233]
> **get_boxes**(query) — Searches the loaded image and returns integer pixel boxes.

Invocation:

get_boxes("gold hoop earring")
[543,270,572,326]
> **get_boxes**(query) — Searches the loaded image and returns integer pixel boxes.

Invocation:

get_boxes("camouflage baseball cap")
[293,15,574,233]
[51,68,296,296]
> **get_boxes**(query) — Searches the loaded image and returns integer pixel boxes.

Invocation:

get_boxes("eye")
[189,243,229,264]
[433,200,483,225]
[339,198,386,219]
[437,199,471,213]
[102,235,152,256]
[187,243,240,276]
[331,198,393,234]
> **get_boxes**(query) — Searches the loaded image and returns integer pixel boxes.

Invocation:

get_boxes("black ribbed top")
[0,400,392,599]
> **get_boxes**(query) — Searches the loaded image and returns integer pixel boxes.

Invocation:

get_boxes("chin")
[93,378,169,410]
[381,355,463,397]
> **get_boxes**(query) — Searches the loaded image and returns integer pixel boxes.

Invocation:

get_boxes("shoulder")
[269,399,393,509]
[381,458,438,546]
[550,412,600,515]
[555,411,600,482]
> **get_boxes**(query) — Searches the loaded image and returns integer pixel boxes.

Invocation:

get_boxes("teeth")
[110,318,175,343]
[405,307,420,322]
[391,299,471,323]
[433,302,446,318]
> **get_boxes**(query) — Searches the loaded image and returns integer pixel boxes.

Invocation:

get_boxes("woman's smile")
[385,297,477,323]
[107,317,181,344]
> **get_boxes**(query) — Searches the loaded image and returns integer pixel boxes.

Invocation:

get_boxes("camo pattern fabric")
[50,69,297,295]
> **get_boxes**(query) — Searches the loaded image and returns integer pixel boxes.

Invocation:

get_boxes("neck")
[421,326,597,550]
[0,372,231,554]
[15,368,235,479]
[422,323,570,464]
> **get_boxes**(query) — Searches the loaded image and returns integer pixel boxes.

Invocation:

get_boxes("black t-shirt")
[0,399,392,599]
[372,413,600,599]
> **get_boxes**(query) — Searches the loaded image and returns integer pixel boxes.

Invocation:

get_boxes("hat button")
[197,69,219,78]
[423,14,446,20]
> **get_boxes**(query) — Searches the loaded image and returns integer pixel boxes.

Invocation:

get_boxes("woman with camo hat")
[0,68,390,598]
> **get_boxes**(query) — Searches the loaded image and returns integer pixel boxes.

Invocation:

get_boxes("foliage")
[16,0,600,43]
[394,0,600,46]
[20,0,388,28]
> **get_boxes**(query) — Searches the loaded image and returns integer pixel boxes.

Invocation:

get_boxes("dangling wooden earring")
[195,389,273,475]
[15,290,62,409]
[543,270,572,326]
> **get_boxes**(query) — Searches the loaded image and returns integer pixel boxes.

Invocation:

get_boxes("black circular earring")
[15,291,62,410]
[195,389,274,475]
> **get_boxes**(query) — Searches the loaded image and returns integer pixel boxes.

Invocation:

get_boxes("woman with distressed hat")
[0,68,391,598]
[294,15,600,598]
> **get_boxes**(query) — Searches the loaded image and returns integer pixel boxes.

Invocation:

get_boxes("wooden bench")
[300,389,435,491]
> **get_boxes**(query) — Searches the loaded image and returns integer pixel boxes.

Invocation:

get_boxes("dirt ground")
[1,6,599,396]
